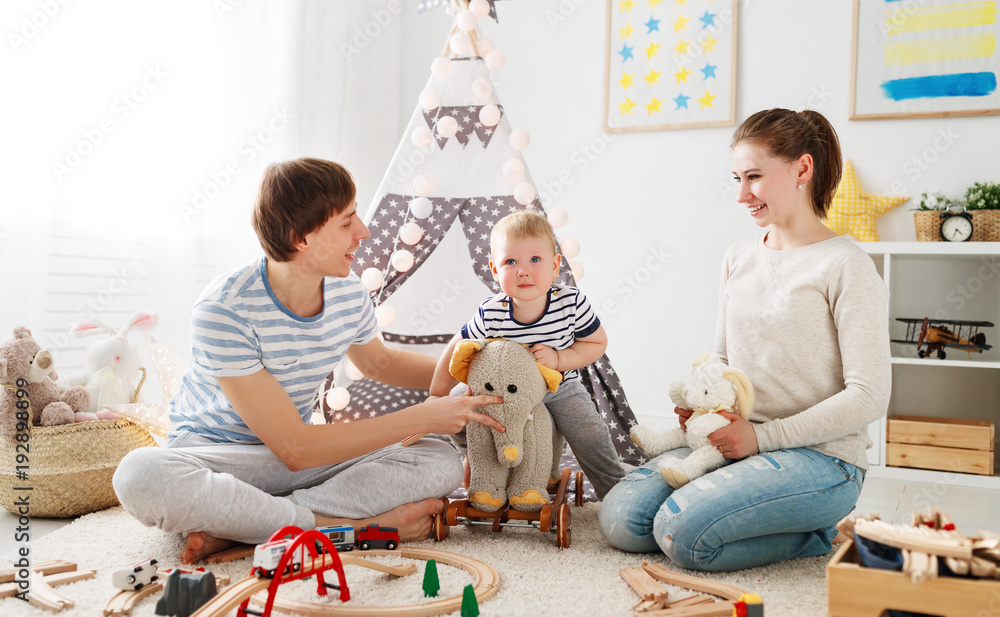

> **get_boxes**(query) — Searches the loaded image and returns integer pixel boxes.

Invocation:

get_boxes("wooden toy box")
[827,540,1000,617]
[886,414,995,476]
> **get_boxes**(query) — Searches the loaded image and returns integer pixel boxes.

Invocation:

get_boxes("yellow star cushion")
[824,160,908,241]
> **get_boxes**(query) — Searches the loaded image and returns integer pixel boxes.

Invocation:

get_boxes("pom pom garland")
[469,0,490,19]
[569,261,585,281]
[413,175,434,196]
[399,221,423,245]
[509,129,530,151]
[479,104,501,127]
[450,32,472,55]
[436,116,459,138]
[419,89,440,111]
[560,237,580,259]
[430,56,452,78]
[411,126,432,148]
[548,206,569,228]
[514,182,537,206]
[325,387,351,411]
[392,249,415,272]
[485,50,506,71]
[502,159,525,183]
[361,268,385,291]
[375,304,396,328]
[409,197,433,219]
[456,9,478,32]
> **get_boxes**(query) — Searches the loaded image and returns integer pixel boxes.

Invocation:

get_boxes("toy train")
[253,525,399,578]
[314,524,399,552]
[111,557,159,591]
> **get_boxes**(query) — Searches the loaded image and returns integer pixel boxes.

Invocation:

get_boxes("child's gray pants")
[112,432,463,544]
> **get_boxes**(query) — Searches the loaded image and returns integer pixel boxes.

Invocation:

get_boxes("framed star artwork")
[603,0,738,132]
[850,0,1000,120]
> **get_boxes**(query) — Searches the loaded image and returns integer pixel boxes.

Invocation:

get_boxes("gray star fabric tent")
[318,19,641,499]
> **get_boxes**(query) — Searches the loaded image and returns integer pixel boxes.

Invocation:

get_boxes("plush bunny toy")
[60,311,159,412]
[630,352,754,489]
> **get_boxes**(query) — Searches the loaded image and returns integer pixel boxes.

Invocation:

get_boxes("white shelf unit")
[862,242,1000,490]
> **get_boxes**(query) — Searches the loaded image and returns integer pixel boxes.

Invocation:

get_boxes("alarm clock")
[939,210,973,242]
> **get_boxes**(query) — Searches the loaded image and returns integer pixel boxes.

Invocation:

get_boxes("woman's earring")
[797,184,805,189]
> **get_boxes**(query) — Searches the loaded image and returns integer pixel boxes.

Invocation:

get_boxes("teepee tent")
[320,2,642,487]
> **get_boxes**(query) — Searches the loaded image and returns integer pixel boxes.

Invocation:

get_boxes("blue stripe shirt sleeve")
[190,301,263,377]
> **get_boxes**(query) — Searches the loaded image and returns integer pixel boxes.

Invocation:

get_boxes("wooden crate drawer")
[886,415,995,476]
[887,415,994,451]
[827,540,1000,617]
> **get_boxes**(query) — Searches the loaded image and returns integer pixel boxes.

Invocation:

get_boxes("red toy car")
[356,524,399,550]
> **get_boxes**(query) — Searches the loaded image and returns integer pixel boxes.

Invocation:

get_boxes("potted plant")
[912,189,952,242]
[964,181,1000,242]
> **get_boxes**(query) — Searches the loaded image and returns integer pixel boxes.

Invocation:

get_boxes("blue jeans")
[598,446,863,572]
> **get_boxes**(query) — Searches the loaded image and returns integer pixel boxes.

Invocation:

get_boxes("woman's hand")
[674,406,694,432]
[708,410,759,459]
[417,393,505,435]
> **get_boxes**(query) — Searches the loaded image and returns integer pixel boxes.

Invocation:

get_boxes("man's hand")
[417,394,506,435]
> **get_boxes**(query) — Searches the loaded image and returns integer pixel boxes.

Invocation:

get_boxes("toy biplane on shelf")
[892,317,994,360]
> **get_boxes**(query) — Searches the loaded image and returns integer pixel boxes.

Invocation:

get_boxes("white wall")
[8,1,996,421]
[344,0,996,425]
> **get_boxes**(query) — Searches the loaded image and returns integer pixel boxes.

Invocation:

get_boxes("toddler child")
[430,210,625,498]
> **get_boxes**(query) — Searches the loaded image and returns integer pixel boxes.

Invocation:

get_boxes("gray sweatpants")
[451,378,625,499]
[112,431,463,544]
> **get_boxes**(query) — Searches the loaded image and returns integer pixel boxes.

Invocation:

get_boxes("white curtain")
[2,0,406,372]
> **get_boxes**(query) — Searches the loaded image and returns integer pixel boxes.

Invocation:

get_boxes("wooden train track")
[0,560,96,612]
[248,547,499,617]
[104,569,232,617]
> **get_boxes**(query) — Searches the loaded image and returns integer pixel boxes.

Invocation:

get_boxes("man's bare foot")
[181,531,239,564]
[315,498,445,543]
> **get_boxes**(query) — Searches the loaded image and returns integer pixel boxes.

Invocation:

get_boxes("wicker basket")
[913,211,942,241]
[971,210,1000,242]
[0,419,157,518]
[915,209,1000,242]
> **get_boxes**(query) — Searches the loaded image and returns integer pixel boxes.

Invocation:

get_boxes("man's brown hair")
[252,158,357,262]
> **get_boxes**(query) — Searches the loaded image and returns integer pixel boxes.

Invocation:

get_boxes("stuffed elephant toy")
[450,338,564,513]
[630,352,754,489]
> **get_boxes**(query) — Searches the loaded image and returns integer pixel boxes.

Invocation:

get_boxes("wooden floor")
[2,475,998,558]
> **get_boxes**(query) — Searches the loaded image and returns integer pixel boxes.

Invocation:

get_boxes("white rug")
[1,504,832,616]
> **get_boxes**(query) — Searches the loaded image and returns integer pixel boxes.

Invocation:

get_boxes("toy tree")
[460,583,479,617]
[422,559,440,597]
[318,0,643,482]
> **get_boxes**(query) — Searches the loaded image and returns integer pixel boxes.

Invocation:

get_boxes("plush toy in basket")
[60,310,159,412]
[0,327,91,437]
[630,352,754,489]
[0,326,157,518]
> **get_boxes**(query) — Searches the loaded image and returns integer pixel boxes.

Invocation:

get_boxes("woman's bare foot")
[832,530,850,545]
[181,531,240,564]
[315,498,445,543]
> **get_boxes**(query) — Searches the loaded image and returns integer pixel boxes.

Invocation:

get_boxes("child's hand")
[529,344,559,370]
[674,406,693,432]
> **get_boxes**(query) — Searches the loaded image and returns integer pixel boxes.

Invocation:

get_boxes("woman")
[598,109,891,572]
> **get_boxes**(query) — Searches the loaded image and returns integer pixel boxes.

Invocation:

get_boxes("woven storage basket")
[971,210,1000,242]
[1,418,157,518]
[913,211,943,242]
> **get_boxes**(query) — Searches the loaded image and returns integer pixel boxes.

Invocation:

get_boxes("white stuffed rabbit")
[630,352,754,489]
[60,311,159,412]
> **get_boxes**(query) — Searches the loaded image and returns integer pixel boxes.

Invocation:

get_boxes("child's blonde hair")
[490,210,558,256]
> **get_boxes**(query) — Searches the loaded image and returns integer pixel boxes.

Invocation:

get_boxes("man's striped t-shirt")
[460,284,600,381]
[168,257,378,444]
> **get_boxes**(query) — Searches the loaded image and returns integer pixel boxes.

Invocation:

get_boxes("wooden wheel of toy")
[574,471,585,507]
[432,498,449,542]
[556,503,571,549]
[445,499,464,526]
